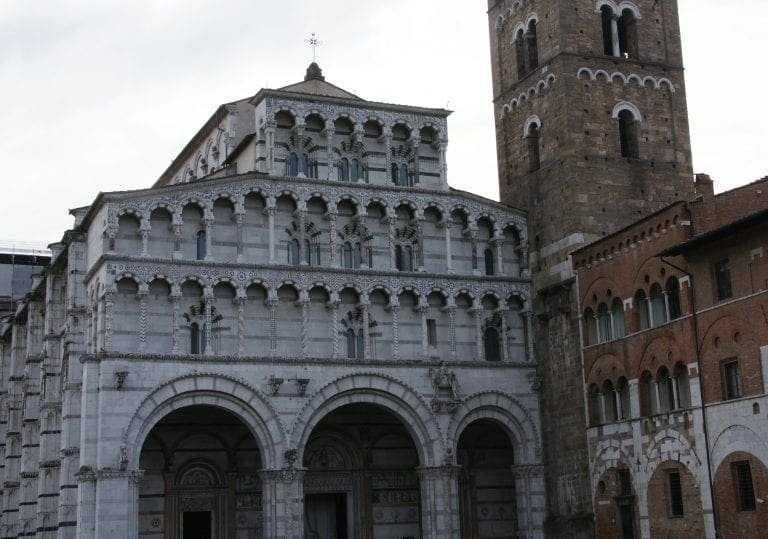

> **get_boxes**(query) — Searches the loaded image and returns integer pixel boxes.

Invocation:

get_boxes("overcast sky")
[1,0,766,246]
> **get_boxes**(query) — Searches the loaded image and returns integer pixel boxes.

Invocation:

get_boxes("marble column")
[417,465,461,539]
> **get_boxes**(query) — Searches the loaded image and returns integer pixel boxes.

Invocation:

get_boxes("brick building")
[573,176,768,538]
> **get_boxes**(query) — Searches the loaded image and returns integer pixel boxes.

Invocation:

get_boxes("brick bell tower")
[487,0,694,536]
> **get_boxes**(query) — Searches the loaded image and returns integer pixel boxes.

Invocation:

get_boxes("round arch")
[290,372,442,466]
[448,391,541,464]
[124,374,285,470]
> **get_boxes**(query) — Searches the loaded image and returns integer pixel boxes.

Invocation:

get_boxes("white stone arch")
[335,193,362,215]
[617,1,642,18]
[577,67,595,80]
[116,206,144,221]
[591,438,634,491]
[448,391,541,465]
[710,424,768,471]
[303,109,328,129]
[523,114,542,138]
[656,77,675,92]
[274,106,298,124]
[289,372,443,466]
[644,428,701,478]
[148,273,174,289]
[506,290,530,311]
[612,100,643,122]
[179,196,208,211]
[114,272,142,288]
[610,71,628,84]
[365,283,394,304]
[124,373,285,470]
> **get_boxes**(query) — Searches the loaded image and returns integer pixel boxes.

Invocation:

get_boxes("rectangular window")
[723,360,742,400]
[427,319,437,347]
[668,470,684,517]
[715,258,732,300]
[734,461,757,511]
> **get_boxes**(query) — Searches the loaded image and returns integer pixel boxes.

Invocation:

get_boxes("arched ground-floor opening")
[457,419,517,538]
[138,405,263,538]
[593,467,639,539]
[302,403,421,539]
[714,451,768,538]
[647,461,704,538]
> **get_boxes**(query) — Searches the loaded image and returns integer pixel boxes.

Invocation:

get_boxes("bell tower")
[487,0,694,536]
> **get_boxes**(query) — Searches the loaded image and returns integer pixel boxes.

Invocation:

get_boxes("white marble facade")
[0,65,544,538]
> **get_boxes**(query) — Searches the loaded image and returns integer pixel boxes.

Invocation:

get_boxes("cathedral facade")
[0,64,543,538]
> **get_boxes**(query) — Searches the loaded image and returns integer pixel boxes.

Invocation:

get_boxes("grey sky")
[1,0,765,245]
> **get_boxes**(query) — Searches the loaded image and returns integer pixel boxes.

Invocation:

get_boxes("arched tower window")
[527,123,541,172]
[526,20,539,70]
[515,29,527,79]
[617,9,638,58]
[618,109,639,158]
[196,230,206,260]
[601,6,615,56]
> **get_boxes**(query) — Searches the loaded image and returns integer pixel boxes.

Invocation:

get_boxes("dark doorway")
[183,510,212,539]
[305,493,348,539]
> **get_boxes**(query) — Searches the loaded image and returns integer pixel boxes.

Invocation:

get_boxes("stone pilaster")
[417,465,461,539]
[260,468,305,539]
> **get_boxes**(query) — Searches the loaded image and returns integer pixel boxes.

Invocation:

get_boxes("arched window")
[649,283,667,327]
[611,298,625,338]
[484,248,495,276]
[526,20,539,70]
[404,245,414,271]
[515,29,526,79]
[603,380,617,422]
[288,152,299,176]
[639,371,655,415]
[288,238,300,266]
[589,384,603,425]
[484,327,501,361]
[674,363,691,409]
[527,123,541,172]
[190,322,201,355]
[350,159,360,182]
[666,276,682,320]
[617,9,638,58]
[601,6,615,56]
[635,290,650,330]
[584,308,597,345]
[657,367,675,412]
[471,246,478,271]
[338,157,350,181]
[597,303,612,343]
[196,230,206,260]
[618,109,639,158]
[617,377,631,419]
[391,163,399,185]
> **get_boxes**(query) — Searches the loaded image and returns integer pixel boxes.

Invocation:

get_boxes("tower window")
[515,30,527,79]
[338,157,350,181]
[601,6,614,55]
[288,151,299,176]
[617,9,638,58]
[526,20,539,70]
[527,123,541,172]
[288,238,300,266]
[618,109,639,158]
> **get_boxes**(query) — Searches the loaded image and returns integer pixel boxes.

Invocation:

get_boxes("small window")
[617,377,631,419]
[589,384,602,425]
[527,123,541,172]
[657,367,675,412]
[635,290,650,330]
[668,470,684,517]
[649,283,667,327]
[526,20,539,70]
[597,303,612,343]
[288,152,299,176]
[190,323,201,355]
[353,242,362,268]
[584,308,597,346]
[617,9,638,59]
[515,30,526,79]
[666,276,681,320]
[484,327,501,361]
[603,380,617,422]
[601,6,615,56]
[196,230,207,260]
[390,163,399,185]
[611,298,625,338]
[304,239,312,265]
[484,248,495,276]
[356,329,364,359]
[715,258,732,300]
[346,328,356,359]
[400,163,410,187]
[350,159,360,182]
[734,461,757,511]
[427,319,437,347]
[342,242,353,269]
[619,110,639,158]
[471,246,478,271]
[723,360,742,400]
